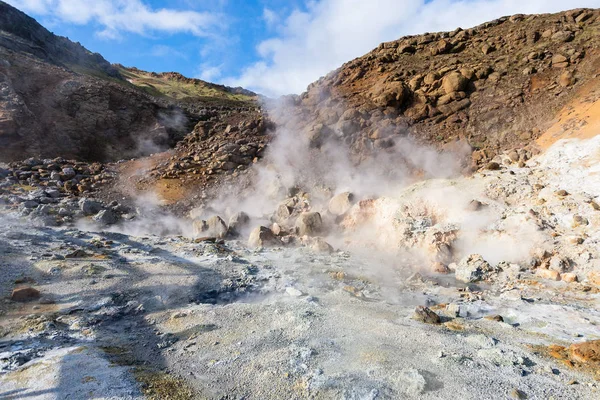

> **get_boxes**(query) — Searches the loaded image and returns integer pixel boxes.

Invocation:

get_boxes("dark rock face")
[0,52,189,161]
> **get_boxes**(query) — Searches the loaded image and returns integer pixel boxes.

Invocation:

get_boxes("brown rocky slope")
[273,8,600,169]
[0,1,259,163]
[135,8,600,213]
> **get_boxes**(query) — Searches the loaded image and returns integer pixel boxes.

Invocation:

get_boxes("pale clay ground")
[0,136,599,399]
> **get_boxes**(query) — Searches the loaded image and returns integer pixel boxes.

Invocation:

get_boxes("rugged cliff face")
[274,8,600,168]
[0,1,258,162]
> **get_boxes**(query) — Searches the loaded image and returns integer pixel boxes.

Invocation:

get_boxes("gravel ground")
[0,217,598,399]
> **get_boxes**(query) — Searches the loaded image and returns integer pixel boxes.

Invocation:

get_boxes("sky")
[6,0,600,96]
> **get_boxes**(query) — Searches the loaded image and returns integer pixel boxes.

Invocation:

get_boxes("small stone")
[432,262,449,274]
[555,189,569,197]
[561,273,578,283]
[509,388,527,399]
[171,311,187,319]
[467,200,484,211]
[285,287,303,297]
[484,315,504,322]
[311,238,334,253]
[413,306,441,324]
[537,268,560,281]
[486,162,500,170]
[65,249,91,258]
[11,286,41,302]
[572,215,588,227]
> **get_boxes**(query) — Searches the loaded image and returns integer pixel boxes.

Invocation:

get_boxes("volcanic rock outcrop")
[0,1,258,162]
[272,8,600,168]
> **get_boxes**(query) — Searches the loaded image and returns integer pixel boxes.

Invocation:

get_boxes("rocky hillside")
[276,8,600,169]
[0,1,259,162]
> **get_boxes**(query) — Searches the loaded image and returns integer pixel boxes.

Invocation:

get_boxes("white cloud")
[6,0,224,38]
[198,64,222,82]
[263,7,278,27]
[225,0,600,96]
[149,44,188,59]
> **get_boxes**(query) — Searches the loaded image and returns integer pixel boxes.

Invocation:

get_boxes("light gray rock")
[193,215,228,238]
[22,200,39,209]
[79,198,103,216]
[228,212,250,237]
[248,226,280,248]
[455,254,494,282]
[62,167,76,178]
[93,209,119,225]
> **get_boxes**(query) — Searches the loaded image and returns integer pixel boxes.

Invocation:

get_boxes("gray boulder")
[248,226,280,248]
[228,212,250,237]
[79,198,103,216]
[193,215,228,238]
[93,209,119,225]
[454,254,495,282]
[295,212,323,236]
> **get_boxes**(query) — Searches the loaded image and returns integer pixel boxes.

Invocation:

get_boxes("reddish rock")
[11,286,41,302]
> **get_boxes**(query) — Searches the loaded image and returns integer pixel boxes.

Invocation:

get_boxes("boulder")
[537,268,560,281]
[248,226,280,247]
[455,254,494,282]
[371,81,409,108]
[193,215,228,238]
[11,286,40,302]
[568,340,600,364]
[310,237,334,253]
[548,255,568,272]
[276,203,293,222]
[558,71,575,87]
[93,209,119,225]
[413,306,441,324]
[295,212,323,236]
[551,30,574,43]
[551,54,569,68]
[228,212,250,237]
[442,72,469,95]
[79,198,103,216]
[481,43,496,55]
[328,192,354,215]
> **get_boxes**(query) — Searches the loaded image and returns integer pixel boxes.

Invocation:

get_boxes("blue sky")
[7,0,600,96]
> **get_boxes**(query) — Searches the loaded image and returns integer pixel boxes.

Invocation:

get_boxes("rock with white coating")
[454,254,495,283]
[79,198,103,216]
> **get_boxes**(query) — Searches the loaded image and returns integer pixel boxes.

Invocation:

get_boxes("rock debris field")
[0,135,599,400]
